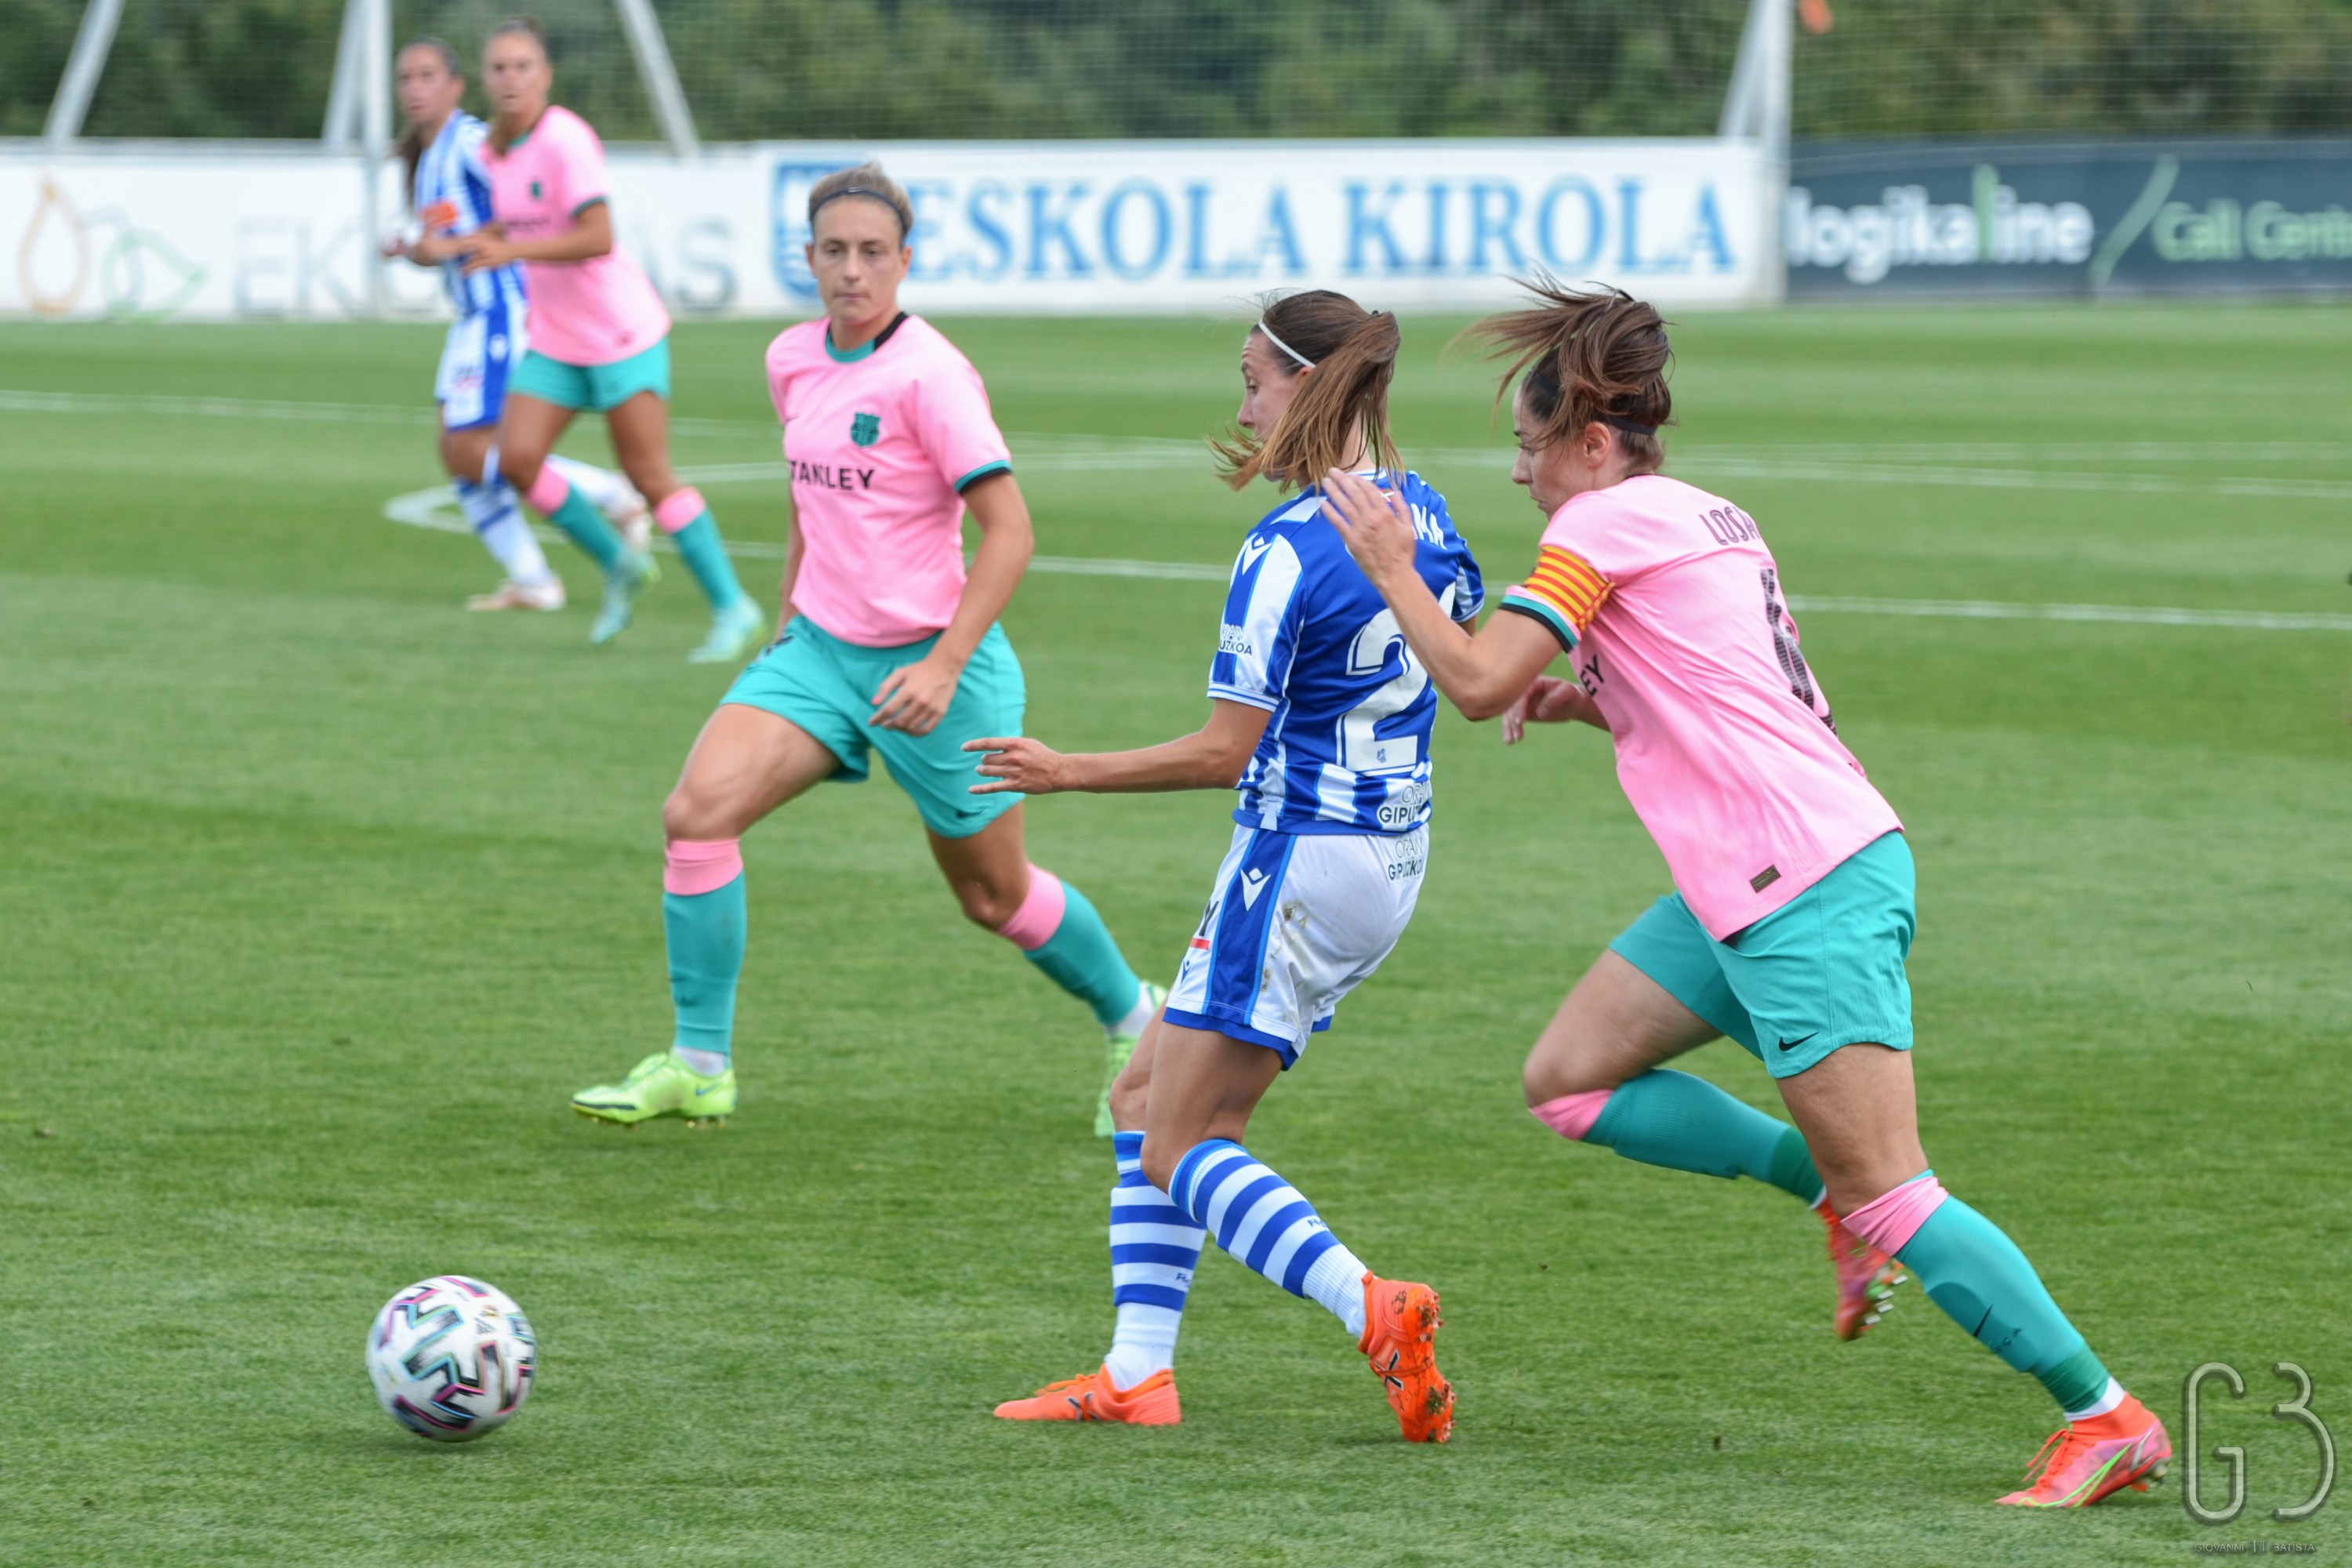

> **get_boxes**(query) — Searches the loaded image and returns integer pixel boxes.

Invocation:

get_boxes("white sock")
[1301,1243,1370,1339]
[546,453,633,516]
[1102,1334,1171,1391]
[671,1045,729,1077]
[2064,1377,2127,1422]
[453,477,555,586]
[1105,980,1157,1040]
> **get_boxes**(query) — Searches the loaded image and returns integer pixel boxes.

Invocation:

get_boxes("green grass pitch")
[2,305,2348,1566]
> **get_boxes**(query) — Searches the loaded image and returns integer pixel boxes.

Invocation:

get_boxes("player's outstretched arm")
[965,700,1272,796]
[1319,469,1560,722]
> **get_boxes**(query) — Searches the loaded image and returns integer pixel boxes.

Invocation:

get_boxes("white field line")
[18,386,2352,499]
[382,485,2352,630]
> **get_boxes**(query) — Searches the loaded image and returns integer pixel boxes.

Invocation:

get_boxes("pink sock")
[663,838,742,896]
[654,487,706,535]
[995,866,1066,951]
[1840,1172,1948,1254]
[1530,1089,1614,1142]
[524,465,571,517]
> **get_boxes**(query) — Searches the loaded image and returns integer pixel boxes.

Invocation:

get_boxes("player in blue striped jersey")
[1213,470,1480,837]
[972,292,1477,1441]
[382,38,641,612]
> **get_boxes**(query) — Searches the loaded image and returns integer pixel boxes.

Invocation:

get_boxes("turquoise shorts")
[721,615,1025,840]
[509,336,670,412]
[1609,830,1916,1079]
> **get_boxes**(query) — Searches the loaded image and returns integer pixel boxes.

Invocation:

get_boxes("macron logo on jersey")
[1238,536,1273,574]
[1240,869,1269,909]
[792,460,876,492]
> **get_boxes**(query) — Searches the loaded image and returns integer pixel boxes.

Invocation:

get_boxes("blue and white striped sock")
[1102,1131,1203,1389]
[1168,1138,1368,1340]
[453,475,555,586]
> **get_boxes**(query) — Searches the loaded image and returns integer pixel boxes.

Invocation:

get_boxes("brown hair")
[484,16,550,154]
[1212,289,1401,492]
[394,37,465,201]
[1472,277,1673,474]
[807,162,914,244]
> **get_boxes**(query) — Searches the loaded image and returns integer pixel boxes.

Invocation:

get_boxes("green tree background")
[5,0,2350,142]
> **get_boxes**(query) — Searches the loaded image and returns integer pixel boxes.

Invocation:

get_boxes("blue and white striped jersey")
[413,111,527,318]
[1208,471,1483,837]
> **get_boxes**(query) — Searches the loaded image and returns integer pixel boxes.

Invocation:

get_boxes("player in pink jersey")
[568,164,1160,1135]
[458,17,761,663]
[1319,281,2169,1508]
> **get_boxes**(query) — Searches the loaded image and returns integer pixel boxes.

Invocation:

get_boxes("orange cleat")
[1996,1395,2172,1507]
[992,1366,1181,1426]
[1359,1273,1454,1443]
[1817,1196,1904,1340]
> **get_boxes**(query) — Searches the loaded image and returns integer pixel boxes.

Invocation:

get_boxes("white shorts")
[1163,824,1428,1066]
[434,299,524,431]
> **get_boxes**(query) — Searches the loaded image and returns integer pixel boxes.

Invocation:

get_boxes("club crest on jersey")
[850,412,881,447]
[528,180,543,200]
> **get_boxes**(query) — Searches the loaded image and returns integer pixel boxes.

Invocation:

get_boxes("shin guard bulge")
[526,464,625,571]
[656,487,750,612]
[664,839,746,1057]
[1532,1070,1824,1199]
[1103,1131,1203,1388]
[996,867,1146,1029]
[1846,1172,2112,1414]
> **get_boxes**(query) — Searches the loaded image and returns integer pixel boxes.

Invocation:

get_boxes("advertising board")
[2,137,1773,321]
[1788,138,2352,298]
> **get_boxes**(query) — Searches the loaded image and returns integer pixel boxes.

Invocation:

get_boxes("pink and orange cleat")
[1996,1394,2172,1507]
[992,1366,1181,1426]
[1359,1273,1454,1443]
[1818,1197,1904,1340]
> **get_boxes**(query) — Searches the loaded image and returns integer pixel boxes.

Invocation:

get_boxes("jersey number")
[1338,588,1451,775]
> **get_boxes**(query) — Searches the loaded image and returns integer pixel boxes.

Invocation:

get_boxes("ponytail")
[1471,276,1673,474]
[1213,289,1402,492]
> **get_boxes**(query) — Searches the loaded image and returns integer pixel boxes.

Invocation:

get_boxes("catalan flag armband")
[1497,545,1610,651]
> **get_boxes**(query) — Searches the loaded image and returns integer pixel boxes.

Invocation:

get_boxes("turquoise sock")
[546,485,624,572]
[669,511,748,612]
[1586,1069,1821,1200]
[1022,879,1143,1028]
[1896,1192,2108,1411]
[665,873,746,1055]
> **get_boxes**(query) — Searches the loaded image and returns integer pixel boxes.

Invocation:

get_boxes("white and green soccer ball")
[365,1275,536,1442]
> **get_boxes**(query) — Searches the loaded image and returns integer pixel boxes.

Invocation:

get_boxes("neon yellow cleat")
[571,1050,735,1128]
[688,598,767,666]
[1097,983,1165,1138]
[590,551,657,646]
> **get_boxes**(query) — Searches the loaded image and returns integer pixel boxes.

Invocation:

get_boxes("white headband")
[1254,319,1316,369]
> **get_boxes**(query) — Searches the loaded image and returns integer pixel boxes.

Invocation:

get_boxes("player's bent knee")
[500,448,546,492]
[1137,1136,1183,1195]
[1522,1041,1617,1107]
[956,883,1025,931]
[1107,1067,1150,1129]
[662,786,740,845]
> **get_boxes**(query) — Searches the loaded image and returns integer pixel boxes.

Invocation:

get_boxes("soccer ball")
[365,1275,537,1442]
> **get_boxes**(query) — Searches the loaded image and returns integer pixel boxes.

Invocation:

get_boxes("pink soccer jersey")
[481,105,668,367]
[764,314,1014,647]
[1499,473,1901,938]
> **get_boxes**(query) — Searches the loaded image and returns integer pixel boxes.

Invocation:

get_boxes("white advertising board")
[2,138,1773,321]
